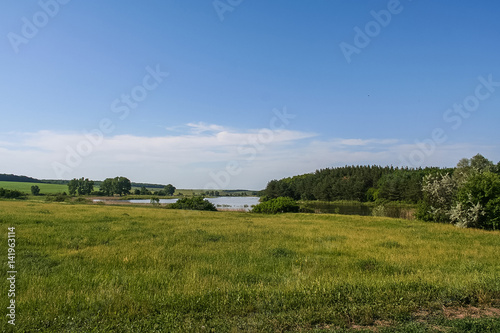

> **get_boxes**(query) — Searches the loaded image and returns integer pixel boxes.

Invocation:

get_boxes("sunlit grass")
[1,201,499,332]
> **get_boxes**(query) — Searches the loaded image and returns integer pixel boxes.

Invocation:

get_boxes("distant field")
[1,201,499,332]
[0,181,67,194]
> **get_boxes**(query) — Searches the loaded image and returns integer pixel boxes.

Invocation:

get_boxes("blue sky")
[1,0,499,189]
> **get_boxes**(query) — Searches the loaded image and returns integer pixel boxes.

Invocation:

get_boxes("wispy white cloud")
[0,126,497,189]
[186,122,227,134]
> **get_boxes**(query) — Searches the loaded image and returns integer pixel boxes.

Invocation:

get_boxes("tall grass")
[1,201,499,332]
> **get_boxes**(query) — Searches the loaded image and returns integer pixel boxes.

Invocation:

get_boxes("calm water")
[301,202,414,219]
[94,197,413,218]
[128,196,260,211]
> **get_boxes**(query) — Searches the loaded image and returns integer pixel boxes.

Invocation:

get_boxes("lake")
[301,201,415,219]
[94,197,414,218]
[128,196,260,211]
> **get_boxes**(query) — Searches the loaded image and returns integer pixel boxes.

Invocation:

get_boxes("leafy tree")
[163,184,176,196]
[416,173,456,223]
[100,178,114,196]
[67,178,94,196]
[68,179,78,196]
[31,185,41,196]
[99,177,131,196]
[450,172,500,230]
[470,153,494,172]
[113,177,131,196]
[101,177,128,196]
[140,186,150,195]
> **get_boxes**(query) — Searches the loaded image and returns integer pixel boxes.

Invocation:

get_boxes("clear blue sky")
[1,0,499,189]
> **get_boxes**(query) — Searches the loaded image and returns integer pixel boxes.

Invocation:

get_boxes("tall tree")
[113,177,131,196]
[31,185,40,196]
[164,184,176,196]
[67,177,94,195]
[100,178,114,196]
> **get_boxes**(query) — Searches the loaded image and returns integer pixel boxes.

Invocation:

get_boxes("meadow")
[1,200,499,332]
[0,181,68,195]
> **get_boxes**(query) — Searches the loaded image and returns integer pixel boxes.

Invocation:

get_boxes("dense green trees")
[0,188,25,199]
[450,172,500,230]
[100,177,131,196]
[163,184,176,196]
[262,154,499,230]
[68,178,94,196]
[415,154,500,230]
[262,165,443,203]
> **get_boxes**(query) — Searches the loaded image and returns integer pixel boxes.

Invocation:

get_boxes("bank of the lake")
[300,200,416,219]
[94,196,260,211]
[93,197,416,219]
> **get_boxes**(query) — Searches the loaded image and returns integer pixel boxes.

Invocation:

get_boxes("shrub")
[371,205,386,217]
[150,196,160,206]
[450,172,500,230]
[252,197,299,214]
[31,185,41,196]
[167,197,217,211]
[0,188,26,199]
[45,193,68,202]
[419,173,457,223]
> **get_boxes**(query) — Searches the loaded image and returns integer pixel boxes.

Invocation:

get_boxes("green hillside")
[0,181,67,194]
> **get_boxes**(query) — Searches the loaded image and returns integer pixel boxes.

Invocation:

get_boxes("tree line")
[262,154,500,230]
[262,165,451,203]
[66,176,176,197]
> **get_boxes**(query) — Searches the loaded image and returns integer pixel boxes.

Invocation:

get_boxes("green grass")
[0,181,67,194]
[1,201,499,332]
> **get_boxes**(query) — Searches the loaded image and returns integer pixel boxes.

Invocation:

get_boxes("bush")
[167,197,217,211]
[150,196,160,206]
[31,185,41,196]
[450,172,500,230]
[371,205,386,217]
[0,188,26,199]
[415,200,434,221]
[419,173,457,223]
[252,197,299,214]
[45,193,68,202]
[72,197,91,204]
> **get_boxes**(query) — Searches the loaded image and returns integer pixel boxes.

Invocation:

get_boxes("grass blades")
[1,201,499,332]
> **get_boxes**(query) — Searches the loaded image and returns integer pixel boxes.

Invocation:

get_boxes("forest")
[262,154,500,230]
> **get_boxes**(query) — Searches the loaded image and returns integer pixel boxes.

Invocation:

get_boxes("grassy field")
[0,181,67,194]
[1,201,499,332]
